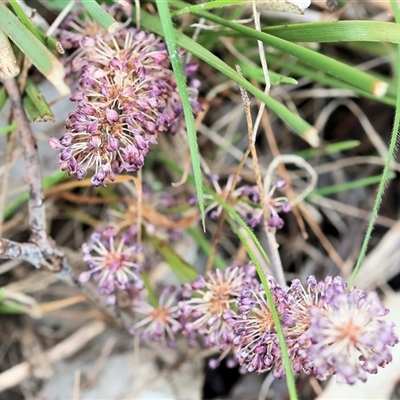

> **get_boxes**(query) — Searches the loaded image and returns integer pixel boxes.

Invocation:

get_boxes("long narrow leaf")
[155,0,206,228]
[79,0,119,32]
[181,6,388,97]
[138,9,318,146]
[0,3,69,95]
[161,155,298,398]
[148,236,198,283]
[350,0,400,284]
[261,21,400,44]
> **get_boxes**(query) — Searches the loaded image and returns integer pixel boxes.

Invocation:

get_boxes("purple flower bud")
[49,137,63,150]
[106,108,119,123]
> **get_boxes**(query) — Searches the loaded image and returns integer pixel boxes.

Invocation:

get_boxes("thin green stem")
[349,0,400,286]
[155,0,206,229]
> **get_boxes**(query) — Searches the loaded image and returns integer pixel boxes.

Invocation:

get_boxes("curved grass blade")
[185,7,388,97]
[155,0,206,229]
[262,21,400,44]
[308,173,395,199]
[79,0,119,32]
[147,235,198,283]
[350,0,400,285]
[295,140,360,158]
[0,3,69,95]
[226,215,297,400]
[238,61,298,86]
[138,9,318,146]
[161,155,298,398]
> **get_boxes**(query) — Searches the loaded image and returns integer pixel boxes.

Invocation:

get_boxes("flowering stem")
[349,3,400,286]
[227,217,298,400]
[2,77,47,243]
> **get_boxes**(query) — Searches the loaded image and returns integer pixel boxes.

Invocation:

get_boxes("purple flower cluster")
[233,275,398,384]
[131,285,182,347]
[233,277,288,377]
[203,175,291,229]
[50,6,201,186]
[179,263,258,355]
[80,225,144,301]
[79,222,398,385]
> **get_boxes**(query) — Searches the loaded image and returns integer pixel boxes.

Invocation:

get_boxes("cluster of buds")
[50,5,201,186]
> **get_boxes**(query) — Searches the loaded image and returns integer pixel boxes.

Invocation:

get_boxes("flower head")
[307,283,398,384]
[179,263,258,350]
[80,225,144,294]
[232,277,287,377]
[283,275,398,384]
[204,175,290,229]
[131,285,182,346]
[51,8,201,185]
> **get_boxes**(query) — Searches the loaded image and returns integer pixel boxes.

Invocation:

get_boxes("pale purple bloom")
[307,283,398,384]
[283,275,398,384]
[232,276,287,377]
[179,263,258,350]
[131,285,182,346]
[80,225,144,294]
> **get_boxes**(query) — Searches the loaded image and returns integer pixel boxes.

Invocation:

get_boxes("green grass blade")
[23,96,42,121]
[187,226,228,270]
[25,78,55,122]
[155,0,206,229]
[171,0,246,16]
[148,236,198,283]
[226,216,297,400]
[308,173,395,199]
[265,53,396,106]
[0,3,69,95]
[0,123,17,136]
[161,155,298,397]
[237,61,298,86]
[186,8,388,97]
[0,88,8,112]
[0,303,25,314]
[349,0,400,286]
[296,140,360,158]
[8,0,44,44]
[138,9,318,146]
[262,21,400,44]
[79,0,119,32]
